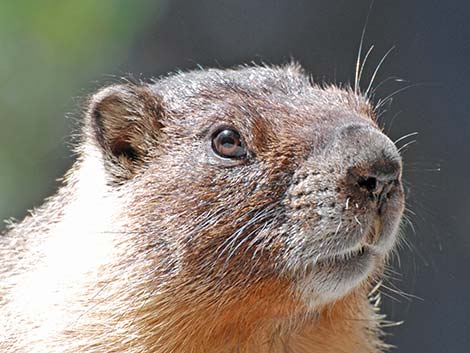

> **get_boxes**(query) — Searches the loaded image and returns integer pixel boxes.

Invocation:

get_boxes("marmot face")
[88,64,404,311]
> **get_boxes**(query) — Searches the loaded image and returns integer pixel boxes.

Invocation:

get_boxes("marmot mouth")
[315,222,383,267]
[295,241,380,306]
[306,243,378,295]
[317,243,375,267]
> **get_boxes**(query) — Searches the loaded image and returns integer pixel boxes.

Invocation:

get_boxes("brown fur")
[0,64,404,352]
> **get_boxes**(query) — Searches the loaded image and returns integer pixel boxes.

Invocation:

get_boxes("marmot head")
[84,64,404,312]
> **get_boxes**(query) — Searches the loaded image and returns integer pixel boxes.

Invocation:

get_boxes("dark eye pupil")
[212,129,246,158]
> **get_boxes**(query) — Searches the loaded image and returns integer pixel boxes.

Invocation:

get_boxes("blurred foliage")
[0,1,161,222]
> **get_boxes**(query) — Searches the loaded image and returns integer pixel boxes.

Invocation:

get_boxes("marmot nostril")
[357,176,398,214]
[357,176,378,193]
[345,155,402,215]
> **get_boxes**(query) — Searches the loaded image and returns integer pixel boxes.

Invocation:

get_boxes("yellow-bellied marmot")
[0,64,405,353]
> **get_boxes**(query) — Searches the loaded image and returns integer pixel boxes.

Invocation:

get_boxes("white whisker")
[394,132,419,145]
[365,46,395,97]
[355,0,375,95]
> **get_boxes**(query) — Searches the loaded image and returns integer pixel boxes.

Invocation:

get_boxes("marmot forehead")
[151,64,373,120]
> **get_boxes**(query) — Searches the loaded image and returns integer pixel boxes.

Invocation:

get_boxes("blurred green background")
[0,1,161,221]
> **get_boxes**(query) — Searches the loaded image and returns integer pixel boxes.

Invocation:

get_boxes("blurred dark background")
[0,1,467,352]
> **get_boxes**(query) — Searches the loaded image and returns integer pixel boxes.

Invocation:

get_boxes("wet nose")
[338,124,402,214]
[350,164,401,215]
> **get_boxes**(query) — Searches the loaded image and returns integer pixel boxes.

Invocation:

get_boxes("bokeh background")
[0,1,468,352]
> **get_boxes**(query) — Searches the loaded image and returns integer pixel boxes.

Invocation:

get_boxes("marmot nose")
[349,165,401,215]
[338,124,403,215]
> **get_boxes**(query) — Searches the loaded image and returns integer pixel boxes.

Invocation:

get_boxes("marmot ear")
[86,84,164,181]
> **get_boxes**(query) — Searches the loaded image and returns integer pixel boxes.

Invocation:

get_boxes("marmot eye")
[211,128,247,159]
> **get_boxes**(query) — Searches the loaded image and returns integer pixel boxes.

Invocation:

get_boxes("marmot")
[0,64,405,353]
